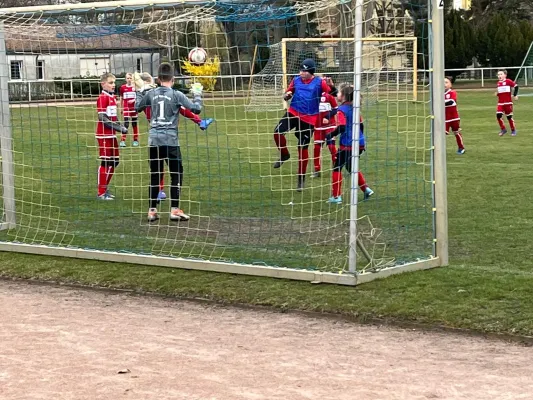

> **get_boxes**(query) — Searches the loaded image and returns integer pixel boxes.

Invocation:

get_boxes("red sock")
[509,117,516,131]
[297,147,309,176]
[497,117,506,130]
[97,166,107,196]
[121,134,126,142]
[160,176,165,191]
[455,132,464,149]
[313,143,322,172]
[105,166,115,186]
[133,125,139,141]
[358,171,368,192]
[332,171,342,198]
[274,133,290,158]
[327,143,337,163]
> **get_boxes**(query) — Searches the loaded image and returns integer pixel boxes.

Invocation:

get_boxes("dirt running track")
[1,281,532,400]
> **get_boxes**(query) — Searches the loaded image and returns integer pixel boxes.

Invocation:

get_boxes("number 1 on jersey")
[158,100,165,121]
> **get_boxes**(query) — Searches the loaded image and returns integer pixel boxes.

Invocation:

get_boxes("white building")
[5,25,163,81]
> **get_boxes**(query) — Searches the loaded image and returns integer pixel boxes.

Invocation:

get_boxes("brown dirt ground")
[1,281,532,400]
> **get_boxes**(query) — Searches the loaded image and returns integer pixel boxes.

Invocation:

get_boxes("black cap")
[300,58,316,74]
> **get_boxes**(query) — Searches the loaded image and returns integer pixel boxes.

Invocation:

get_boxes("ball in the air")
[188,47,207,65]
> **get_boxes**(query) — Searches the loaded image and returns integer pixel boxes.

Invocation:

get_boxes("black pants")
[334,148,365,172]
[274,111,313,148]
[149,146,183,209]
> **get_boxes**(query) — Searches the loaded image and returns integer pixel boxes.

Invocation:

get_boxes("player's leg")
[344,148,374,200]
[120,116,130,146]
[325,128,337,164]
[147,146,163,221]
[328,149,347,203]
[496,105,507,136]
[452,122,465,154]
[506,105,517,136]
[97,138,119,199]
[131,115,139,145]
[273,111,293,168]
[158,168,166,201]
[312,130,325,177]
[167,146,189,221]
[295,121,313,192]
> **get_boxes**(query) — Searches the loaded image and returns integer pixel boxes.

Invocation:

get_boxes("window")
[36,60,45,80]
[136,58,142,73]
[10,61,22,80]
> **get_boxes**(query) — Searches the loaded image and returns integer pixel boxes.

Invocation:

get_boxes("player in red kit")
[96,72,127,200]
[273,58,333,191]
[444,77,465,155]
[119,73,140,147]
[312,76,338,178]
[495,69,519,136]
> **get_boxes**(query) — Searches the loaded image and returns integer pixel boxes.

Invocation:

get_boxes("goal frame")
[0,0,447,286]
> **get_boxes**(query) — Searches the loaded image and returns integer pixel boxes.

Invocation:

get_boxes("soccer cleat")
[498,129,507,137]
[147,208,159,222]
[157,190,167,201]
[97,193,114,200]
[327,196,342,204]
[119,141,127,147]
[312,171,321,178]
[511,130,517,136]
[199,118,214,131]
[105,190,115,199]
[457,148,466,155]
[364,188,374,201]
[273,154,290,168]
[170,207,190,221]
[296,175,305,192]
[132,140,140,147]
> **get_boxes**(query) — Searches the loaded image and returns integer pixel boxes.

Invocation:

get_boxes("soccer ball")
[188,47,207,65]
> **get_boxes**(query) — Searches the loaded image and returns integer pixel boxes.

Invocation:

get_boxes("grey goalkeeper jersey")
[135,86,202,146]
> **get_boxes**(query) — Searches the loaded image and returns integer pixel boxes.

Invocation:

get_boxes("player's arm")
[326,110,347,140]
[445,91,457,107]
[283,79,295,101]
[135,89,151,113]
[511,80,519,98]
[174,88,202,115]
[324,94,339,121]
[97,97,127,133]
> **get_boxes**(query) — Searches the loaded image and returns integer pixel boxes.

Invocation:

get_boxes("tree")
[444,10,475,77]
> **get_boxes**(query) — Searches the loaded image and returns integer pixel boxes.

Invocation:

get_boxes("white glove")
[191,82,203,96]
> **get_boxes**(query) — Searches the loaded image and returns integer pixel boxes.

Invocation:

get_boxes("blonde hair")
[125,72,133,78]
[100,72,115,82]
[140,72,153,84]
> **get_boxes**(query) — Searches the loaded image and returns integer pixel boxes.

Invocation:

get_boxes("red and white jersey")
[119,84,137,110]
[497,79,517,105]
[96,91,118,138]
[445,89,459,122]
[315,91,338,131]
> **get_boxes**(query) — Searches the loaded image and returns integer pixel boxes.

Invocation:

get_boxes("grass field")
[2,89,533,337]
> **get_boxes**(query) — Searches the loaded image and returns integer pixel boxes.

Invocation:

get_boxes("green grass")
[1,90,533,337]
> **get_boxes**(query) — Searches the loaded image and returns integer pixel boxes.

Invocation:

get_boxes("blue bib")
[339,103,365,148]
[290,77,322,115]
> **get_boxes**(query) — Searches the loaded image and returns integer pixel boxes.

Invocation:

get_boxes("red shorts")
[497,104,513,115]
[97,137,119,159]
[314,127,336,142]
[445,120,460,133]
[123,109,138,118]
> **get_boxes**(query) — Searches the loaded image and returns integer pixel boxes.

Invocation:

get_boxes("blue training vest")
[339,103,365,148]
[290,77,322,115]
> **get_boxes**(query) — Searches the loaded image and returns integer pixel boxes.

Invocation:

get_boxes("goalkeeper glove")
[283,91,293,101]
[133,72,145,91]
[191,82,203,96]
[199,118,214,131]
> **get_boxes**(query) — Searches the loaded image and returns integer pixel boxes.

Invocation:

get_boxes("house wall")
[7,52,161,80]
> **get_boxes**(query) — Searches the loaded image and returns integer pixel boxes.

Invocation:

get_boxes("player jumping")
[119,73,139,147]
[135,63,204,222]
[495,69,518,136]
[444,77,465,155]
[312,76,338,178]
[326,84,374,204]
[96,72,128,200]
[273,58,333,191]
[135,72,214,202]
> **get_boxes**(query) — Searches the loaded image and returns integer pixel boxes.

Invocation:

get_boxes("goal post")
[0,0,447,286]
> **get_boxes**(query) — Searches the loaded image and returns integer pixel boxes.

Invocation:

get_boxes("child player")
[119,73,139,147]
[326,84,374,204]
[135,72,214,202]
[135,63,204,222]
[495,69,519,136]
[273,58,333,191]
[444,77,465,155]
[312,76,338,178]
[96,72,128,200]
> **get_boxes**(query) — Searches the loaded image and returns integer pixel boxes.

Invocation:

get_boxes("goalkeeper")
[135,63,204,222]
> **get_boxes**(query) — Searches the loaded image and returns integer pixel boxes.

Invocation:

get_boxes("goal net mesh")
[0,0,434,276]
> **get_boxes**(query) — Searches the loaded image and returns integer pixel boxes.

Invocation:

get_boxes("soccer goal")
[0,0,448,286]
[246,37,418,112]
[515,41,533,87]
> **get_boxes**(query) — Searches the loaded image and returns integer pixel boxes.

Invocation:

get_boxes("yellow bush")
[182,56,220,92]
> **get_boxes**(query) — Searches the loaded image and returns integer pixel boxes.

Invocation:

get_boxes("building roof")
[5,25,163,54]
